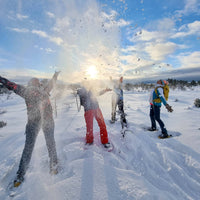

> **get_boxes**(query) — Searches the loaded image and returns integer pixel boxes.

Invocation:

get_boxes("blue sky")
[0,0,200,82]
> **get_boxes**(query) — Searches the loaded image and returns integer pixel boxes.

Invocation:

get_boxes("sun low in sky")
[85,66,98,79]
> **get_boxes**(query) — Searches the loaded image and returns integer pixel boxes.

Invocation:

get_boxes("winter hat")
[161,80,169,85]
[157,79,168,85]
[28,78,40,87]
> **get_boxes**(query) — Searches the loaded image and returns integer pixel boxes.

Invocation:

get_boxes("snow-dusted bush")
[0,121,7,128]
[194,98,200,108]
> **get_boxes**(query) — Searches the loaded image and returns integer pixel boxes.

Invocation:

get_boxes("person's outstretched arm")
[98,88,112,96]
[45,71,60,93]
[157,87,173,112]
[0,76,26,98]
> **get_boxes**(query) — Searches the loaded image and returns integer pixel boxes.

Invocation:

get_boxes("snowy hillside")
[0,87,200,200]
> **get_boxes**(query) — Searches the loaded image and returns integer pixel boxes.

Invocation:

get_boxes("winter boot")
[148,127,157,131]
[110,117,116,123]
[124,121,128,128]
[50,162,59,175]
[50,167,58,175]
[85,141,93,145]
[111,113,116,123]
[110,119,115,124]
[103,142,111,148]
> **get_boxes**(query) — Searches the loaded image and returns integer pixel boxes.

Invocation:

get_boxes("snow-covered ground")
[0,86,200,200]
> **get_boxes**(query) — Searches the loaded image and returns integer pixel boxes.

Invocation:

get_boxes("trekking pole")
[75,91,81,112]
[54,96,57,117]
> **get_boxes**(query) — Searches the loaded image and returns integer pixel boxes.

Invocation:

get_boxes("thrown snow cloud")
[50,0,124,82]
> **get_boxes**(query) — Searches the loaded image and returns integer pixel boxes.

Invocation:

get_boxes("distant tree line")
[124,79,200,91]
[1,79,200,95]
[168,79,200,87]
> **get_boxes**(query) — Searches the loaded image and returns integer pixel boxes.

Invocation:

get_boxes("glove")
[166,104,173,112]
[105,88,112,92]
[55,71,61,77]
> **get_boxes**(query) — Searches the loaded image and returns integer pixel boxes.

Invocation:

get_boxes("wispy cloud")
[7,12,29,21]
[49,37,63,46]
[8,27,29,33]
[8,28,63,46]
[129,18,175,43]
[32,30,63,45]
[132,30,168,42]
[101,10,131,28]
[176,0,200,16]
[34,45,55,53]
[16,13,29,20]
[46,11,55,18]
[32,30,48,38]
[177,51,200,68]
[122,17,177,71]
[145,42,177,61]
[171,20,200,38]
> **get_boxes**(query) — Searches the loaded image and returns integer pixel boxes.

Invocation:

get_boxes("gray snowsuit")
[111,79,127,127]
[0,73,59,180]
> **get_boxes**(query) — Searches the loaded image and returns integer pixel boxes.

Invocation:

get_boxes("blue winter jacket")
[150,84,167,107]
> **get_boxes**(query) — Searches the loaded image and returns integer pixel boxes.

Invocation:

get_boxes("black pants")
[150,105,167,134]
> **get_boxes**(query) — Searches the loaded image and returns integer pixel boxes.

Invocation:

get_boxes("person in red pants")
[77,81,111,148]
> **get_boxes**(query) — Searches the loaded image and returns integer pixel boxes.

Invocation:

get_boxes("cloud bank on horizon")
[0,0,200,83]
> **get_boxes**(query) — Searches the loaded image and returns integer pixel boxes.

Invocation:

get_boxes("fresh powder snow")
[0,86,200,200]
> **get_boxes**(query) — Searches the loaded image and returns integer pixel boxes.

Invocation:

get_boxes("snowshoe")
[158,134,172,139]
[13,181,21,188]
[50,168,58,175]
[13,176,24,187]
[50,165,59,175]
[120,120,127,129]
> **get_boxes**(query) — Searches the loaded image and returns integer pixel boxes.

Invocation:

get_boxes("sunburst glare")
[85,65,98,79]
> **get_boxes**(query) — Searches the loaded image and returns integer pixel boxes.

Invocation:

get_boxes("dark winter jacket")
[77,87,99,112]
[0,73,58,121]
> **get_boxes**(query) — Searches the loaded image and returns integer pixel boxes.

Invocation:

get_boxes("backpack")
[154,84,169,103]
